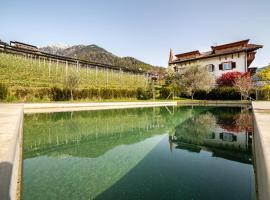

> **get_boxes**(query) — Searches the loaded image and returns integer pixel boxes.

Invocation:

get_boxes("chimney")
[169,48,174,64]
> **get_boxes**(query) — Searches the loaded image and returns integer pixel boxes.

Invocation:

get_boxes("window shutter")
[219,64,223,70]
[232,62,236,69]
[220,133,223,139]
[212,65,215,71]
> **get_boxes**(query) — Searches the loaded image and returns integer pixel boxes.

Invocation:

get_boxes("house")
[168,39,263,77]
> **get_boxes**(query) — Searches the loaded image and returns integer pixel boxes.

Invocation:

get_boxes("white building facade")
[168,39,262,77]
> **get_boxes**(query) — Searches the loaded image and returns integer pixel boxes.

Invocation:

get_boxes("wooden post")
[65,61,68,78]
[96,66,98,86]
[106,67,108,87]
[49,58,51,77]
[121,70,123,88]
[56,59,59,72]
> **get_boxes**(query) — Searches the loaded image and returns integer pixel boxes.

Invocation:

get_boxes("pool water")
[23,106,256,200]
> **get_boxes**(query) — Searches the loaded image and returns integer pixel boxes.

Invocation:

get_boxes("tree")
[233,72,252,100]
[64,73,80,101]
[175,64,215,100]
[162,73,181,99]
[256,65,270,100]
[174,112,216,145]
[257,65,270,81]
[217,71,243,87]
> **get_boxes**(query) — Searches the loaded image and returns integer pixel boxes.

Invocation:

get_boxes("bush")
[190,87,257,100]
[0,83,8,100]
[217,72,243,87]
[136,87,152,100]
[194,87,241,100]
[7,87,138,102]
[180,87,239,100]
[51,87,138,101]
[50,87,71,101]
[258,85,270,100]
[159,87,171,99]
[13,87,51,101]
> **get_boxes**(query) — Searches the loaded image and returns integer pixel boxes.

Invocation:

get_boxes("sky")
[0,0,269,67]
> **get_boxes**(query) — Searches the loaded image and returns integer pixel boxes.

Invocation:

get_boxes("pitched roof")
[170,39,263,64]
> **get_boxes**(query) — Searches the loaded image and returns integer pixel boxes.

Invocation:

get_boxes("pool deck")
[0,101,270,199]
[0,105,23,200]
[252,101,270,200]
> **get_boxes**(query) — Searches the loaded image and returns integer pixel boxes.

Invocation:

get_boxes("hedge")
[4,87,138,102]
[181,87,256,100]
[136,87,153,100]
[0,83,8,100]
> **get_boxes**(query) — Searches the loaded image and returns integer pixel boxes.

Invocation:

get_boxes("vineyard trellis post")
[56,59,59,71]
[95,66,98,87]
[49,58,51,77]
[121,69,123,88]
[106,67,108,87]
[65,61,68,80]
[76,61,79,72]
[30,54,33,66]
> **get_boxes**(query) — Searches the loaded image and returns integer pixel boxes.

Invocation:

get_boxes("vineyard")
[0,53,148,90]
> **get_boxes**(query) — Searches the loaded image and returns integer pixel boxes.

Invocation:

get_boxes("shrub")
[258,84,270,100]
[192,87,256,100]
[8,86,138,102]
[181,87,244,100]
[50,87,70,101]
[15,88,29,100]
[217,71,243,87]
[51,87,138,101]
[0,83,8,100]
[159,87,171,99]
[136,87,152,100]
[192,87,242,100]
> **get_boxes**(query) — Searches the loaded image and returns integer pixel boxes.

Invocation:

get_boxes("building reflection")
[169,109,253,164]
[24,106,253,164]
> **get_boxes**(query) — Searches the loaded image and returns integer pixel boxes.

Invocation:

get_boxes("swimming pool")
[23,106,256,200]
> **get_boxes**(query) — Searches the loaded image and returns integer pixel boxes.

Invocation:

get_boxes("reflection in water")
[170,109,253,164]
[23,106,256,200]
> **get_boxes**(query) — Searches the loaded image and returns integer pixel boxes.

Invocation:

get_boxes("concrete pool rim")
[0,101,269,200]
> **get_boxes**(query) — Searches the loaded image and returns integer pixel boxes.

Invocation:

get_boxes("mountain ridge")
[39,44,164,73]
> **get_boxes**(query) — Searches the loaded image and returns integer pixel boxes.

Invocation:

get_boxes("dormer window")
[219,61,236,70]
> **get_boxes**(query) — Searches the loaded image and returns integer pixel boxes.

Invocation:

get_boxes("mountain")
[40,44,164,73]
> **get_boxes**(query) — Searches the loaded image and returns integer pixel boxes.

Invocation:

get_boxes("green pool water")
[23,106,256,200]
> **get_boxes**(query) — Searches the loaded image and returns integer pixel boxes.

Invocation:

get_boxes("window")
[219,62,236,70]
[220,132,237,142]
[207,64,215,72]
[223,62,232,70]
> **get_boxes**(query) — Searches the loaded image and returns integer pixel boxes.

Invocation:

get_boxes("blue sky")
[0,0,269,67]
